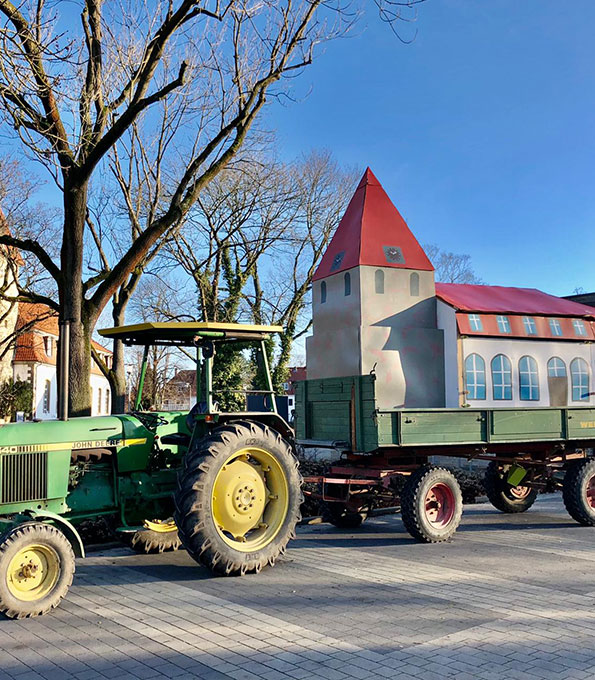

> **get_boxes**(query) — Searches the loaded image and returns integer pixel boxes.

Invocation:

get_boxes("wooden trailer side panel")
[294,375,377,450]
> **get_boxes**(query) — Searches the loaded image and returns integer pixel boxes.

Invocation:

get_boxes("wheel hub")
[587,475,595,509]
[7,545,60,601]
[213,459,268,539]
[424,483,456,528]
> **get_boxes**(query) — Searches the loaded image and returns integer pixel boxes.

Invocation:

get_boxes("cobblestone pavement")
[2,494,595,680]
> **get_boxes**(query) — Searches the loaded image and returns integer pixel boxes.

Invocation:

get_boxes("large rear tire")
[401,466,463,543]
[484,461,537,513]
[0,523,75,619]
[563,458,595,526]
[174,420,302,575]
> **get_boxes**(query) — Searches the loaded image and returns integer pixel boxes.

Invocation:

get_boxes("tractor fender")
[23,510,85,558]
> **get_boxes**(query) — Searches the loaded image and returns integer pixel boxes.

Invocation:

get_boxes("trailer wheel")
[174,420,302,575]
[0,523,75,619]
[321,502,367,529]
[130,519,181,554]
[401,466,463,543]
[484,462,537,513]
[562,458,595,526]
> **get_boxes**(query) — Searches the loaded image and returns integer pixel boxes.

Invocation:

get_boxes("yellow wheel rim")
[6,545,60,602]
[212,447,289,553]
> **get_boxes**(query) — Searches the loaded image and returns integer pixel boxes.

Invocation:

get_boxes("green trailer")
[0,322,301,619]
[295,374,595,538]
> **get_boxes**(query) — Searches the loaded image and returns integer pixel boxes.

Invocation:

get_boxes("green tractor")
[0,322,302,619]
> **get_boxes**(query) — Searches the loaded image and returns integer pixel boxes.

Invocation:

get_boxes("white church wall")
[437,300,459,407]
[90,373,111,416]
[462,336,594,408]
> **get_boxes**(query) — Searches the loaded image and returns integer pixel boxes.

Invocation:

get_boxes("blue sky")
[266,0,595,296]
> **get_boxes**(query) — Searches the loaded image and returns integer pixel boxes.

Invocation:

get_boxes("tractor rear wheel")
[0,522,75,619]
[563,458,595,526]
[174,420,302,575]
[322,502,367,529]
[130,519,181,554]
[401,466,463,543]
[484,462,537,513]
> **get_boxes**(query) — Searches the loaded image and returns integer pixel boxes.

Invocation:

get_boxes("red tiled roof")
[436,283,595,318]
[313,168,433,281]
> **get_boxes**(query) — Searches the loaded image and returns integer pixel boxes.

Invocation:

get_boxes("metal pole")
[135,345,150,410]
[59,320,70,421]
[260,340,277,414]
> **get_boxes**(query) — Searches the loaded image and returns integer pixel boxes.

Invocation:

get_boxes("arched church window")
[344,272,351,296]
[43,380,51,413]
[491,355,512,400]
[519,356,539,401]
[320,281,326,304]
[375,269,384,294]
[410,272,420,297]
[570,358,590,402]
[465,354,486,400]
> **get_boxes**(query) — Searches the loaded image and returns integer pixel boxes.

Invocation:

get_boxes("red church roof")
[436,283,595,318]
[313,168,433,281]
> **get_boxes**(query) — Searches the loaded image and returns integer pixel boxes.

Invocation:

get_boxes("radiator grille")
[1,452,48,504]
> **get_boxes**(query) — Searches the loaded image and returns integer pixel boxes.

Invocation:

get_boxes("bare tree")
[424,244,483,284]
[0,0,357,415]
[163,149,358,390]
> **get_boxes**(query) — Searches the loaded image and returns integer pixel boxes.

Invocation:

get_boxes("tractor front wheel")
[484,461,538,513]
[0,523,75,619]
[401,466,463,543]
[563,458,595,526]
[174,420,302,575]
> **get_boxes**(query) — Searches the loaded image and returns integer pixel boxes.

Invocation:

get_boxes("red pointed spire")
[313,168,433,281]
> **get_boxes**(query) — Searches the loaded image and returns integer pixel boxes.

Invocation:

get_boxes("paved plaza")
[2,495,595,680]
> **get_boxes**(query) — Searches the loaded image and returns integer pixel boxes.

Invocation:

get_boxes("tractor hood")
[0,414,150,452]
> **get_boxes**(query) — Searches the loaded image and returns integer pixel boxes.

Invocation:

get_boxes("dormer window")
[43,336,53,357]
[496,316,510,334]
[522,317,537,335]
[468,314,483,332]
[573,319,587,337]
[549,319,562,336]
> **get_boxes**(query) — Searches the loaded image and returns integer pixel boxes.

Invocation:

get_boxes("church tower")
[306,168,445,408]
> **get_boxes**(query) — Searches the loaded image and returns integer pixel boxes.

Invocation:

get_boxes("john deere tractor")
[0,322,301,619]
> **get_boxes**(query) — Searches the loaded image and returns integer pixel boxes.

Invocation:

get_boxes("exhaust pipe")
[59,320,70,421]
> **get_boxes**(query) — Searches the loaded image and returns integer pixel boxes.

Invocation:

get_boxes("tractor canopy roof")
[98,321,283,346]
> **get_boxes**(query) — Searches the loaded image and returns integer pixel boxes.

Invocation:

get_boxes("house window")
[465,354,486,400]
[519,356,539,401]
[375,269,384,294]
[549,319,562,337]
[523,317,537,335]
[320,281,326,304]
[491,355,512,400]
[570,358,590,401]
[468,314,483,332]
[97,388,102,414]
[496,316,511,334]
[572,319,587,337]
[42,380,51,413]
[43,336,53,357]
[344,272,351,296]
[547,357,567,377]
[105,389,110,414]
[410,272,419,297]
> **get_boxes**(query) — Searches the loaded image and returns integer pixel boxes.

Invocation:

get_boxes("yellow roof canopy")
[98,321,283,346]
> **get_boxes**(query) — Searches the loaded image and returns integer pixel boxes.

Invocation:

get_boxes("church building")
[306,169,595,410]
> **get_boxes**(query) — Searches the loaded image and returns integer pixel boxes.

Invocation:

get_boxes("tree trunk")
[109,300,128,413]
[60,178,92,417]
